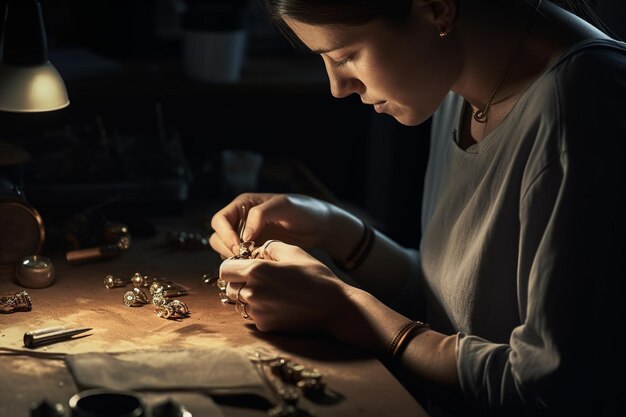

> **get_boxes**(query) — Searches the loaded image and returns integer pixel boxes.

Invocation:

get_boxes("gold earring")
[439,30,448,38]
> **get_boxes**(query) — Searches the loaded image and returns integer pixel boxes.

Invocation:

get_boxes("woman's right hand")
[209,193,337,258]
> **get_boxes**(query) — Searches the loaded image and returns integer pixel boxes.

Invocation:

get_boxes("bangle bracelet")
[334,219,375,272]
[387,320,431,359]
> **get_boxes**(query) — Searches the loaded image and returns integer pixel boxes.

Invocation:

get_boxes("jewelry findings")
[149,281,185,296]
[130,272,169,288]
[252,352,327,416]
[104,274,129,289]
[113,271,191,320]
[154,300,190,320]
[122,288,150,307]
[473,0,543,123]
[0,290,32,314]
[218,240,258,304]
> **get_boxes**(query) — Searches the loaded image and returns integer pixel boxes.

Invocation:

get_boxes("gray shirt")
[421,39,626,416]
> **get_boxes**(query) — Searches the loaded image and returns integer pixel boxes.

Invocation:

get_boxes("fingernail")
[242,227,253,242]
[231,244,240,255]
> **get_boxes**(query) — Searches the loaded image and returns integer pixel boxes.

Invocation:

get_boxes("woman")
[210,1,625,415]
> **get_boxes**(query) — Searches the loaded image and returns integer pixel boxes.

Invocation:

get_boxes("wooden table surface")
[0,207,428,417]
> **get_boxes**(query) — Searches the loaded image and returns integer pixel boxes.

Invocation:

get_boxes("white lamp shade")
[0,61,69,112]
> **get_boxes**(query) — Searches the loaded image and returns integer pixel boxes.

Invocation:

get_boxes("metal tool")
[237,204,247,241]
[23,326,92,348]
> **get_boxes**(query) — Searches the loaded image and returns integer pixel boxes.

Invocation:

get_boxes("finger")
[211,198,252,253]
[211,213,243,255]
[252,239,282,260]
[226,281,246,303]
[242,195,292,241]
[219,258,252,284]
[209,232,234,259]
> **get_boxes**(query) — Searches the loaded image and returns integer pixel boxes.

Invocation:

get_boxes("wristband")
[387,320,431,359]
[334,219,375,272]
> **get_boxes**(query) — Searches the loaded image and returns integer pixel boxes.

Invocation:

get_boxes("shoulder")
[552,39,626,106]
[526,39,626,151]
[512,39,626,195]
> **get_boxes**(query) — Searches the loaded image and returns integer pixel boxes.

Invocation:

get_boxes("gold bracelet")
[387,320,430,359]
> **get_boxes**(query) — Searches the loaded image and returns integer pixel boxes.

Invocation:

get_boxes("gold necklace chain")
[473,0,543,123]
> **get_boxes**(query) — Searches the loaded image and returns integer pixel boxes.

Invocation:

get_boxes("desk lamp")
[0,0,69,112]
[0,0,67,277]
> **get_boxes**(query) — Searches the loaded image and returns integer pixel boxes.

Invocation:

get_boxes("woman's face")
[285,10,460,126]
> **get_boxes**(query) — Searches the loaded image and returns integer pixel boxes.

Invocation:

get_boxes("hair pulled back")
[258,0,613,45]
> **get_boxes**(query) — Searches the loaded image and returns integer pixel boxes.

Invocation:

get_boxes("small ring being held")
[252,239,282,260]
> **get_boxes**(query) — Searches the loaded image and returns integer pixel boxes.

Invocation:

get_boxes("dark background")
[1,0,623,254]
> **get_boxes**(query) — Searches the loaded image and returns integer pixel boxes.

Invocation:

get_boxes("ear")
[413,0,458,35]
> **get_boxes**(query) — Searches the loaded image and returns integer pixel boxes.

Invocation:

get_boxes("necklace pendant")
[473,109,488,123]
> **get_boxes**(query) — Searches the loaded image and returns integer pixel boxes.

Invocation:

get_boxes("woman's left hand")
[219,241,352,334]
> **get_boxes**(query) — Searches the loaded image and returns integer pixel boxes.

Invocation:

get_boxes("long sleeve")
[422,39,626,416]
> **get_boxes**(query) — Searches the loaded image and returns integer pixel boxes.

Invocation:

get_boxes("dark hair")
[258,1,413,48]
[258,0,616,47]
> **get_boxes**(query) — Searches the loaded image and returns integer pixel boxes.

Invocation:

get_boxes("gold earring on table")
[104,274,129,289]
[123,288,149,307]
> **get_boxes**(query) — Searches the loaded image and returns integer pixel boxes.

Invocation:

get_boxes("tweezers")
[23,326,92,348]
[236,205,247,241]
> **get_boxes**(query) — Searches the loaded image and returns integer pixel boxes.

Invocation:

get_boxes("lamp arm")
[1,0,48,65]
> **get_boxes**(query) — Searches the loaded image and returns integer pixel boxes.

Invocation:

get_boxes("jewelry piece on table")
[154,299,190,319]
[263,355,326,398]
[122,288,149,307]
[169,299,190,316]
[149,281,185,296]
[131,272,147,288]
[154,304,174,319]
[152,292,166,307]
[0,290,32,314]
[104,274,129,289]
[131,272,164,288]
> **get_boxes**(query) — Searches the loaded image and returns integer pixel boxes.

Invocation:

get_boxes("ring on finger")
[253,239,282,260]
[236,283,246,304]
[235,300,250,319]
[241,302,250,319]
